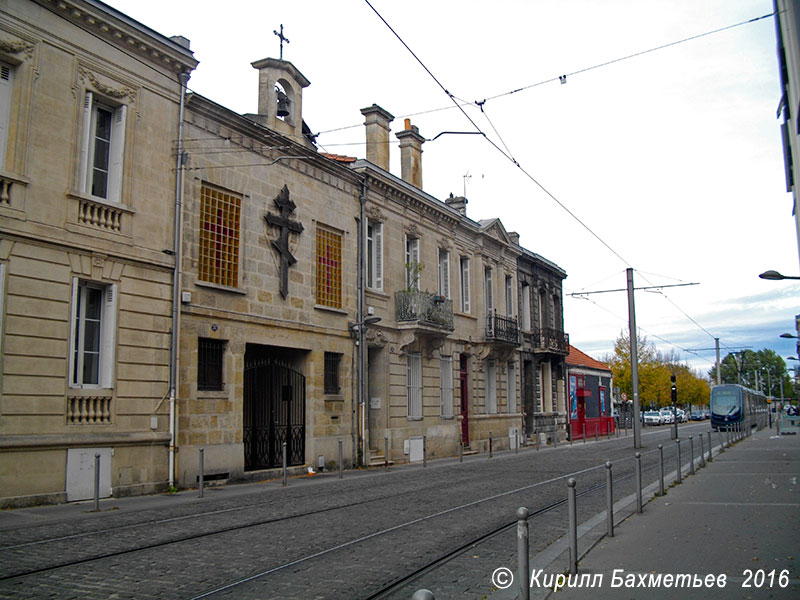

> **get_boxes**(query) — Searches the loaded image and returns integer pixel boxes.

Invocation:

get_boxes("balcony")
[395,290,454,331]
[486,310,520,345]
[532,327,569,354]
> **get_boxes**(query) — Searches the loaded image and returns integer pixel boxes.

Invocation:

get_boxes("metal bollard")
[423,435,427,468]
[567,478,578,574]
[282,441,288,486]
[719,429,725,453]
[605,461,614,537]
[489,431,493,458]
[385,436,389,471]
[707,430,712,461]
[338,440,343,479]
[515,433,519,455]
[635,452,642,513]
[535,430,540,451]
[199,447,205,498]
[699,433,705,468]
[676,439,682,484]
[517,507,530,600]
[595,424,598,443]
[459,436,463,463]
[94,453,101,512]
[411,590,435,600]
[658,444,664,496]
[689,436,695,475]
[582,421,586,444]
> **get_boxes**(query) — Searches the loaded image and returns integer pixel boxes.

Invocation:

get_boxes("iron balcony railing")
[486,310,520,344]
[532,327,570,353]
[395,290,455,330]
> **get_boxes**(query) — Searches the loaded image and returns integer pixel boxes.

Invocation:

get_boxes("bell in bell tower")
[250,56,311,146]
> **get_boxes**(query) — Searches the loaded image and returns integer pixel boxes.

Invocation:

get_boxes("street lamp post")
[759,270,800,280]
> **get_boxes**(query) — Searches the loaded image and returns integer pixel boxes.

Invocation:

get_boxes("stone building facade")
[352,108,527,463]
[0,0,196,506]
[517,247,569,443]
[174,61,362,486]
[0,1,573,504]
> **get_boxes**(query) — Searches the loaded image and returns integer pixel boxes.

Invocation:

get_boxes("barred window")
[324,352,342,395]
[316,227,342,308]
[199,184,241,287]
[198,338,226,391]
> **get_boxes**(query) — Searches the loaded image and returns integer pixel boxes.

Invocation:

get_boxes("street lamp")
[759,270,800,280]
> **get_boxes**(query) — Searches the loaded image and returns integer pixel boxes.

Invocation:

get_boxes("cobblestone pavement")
[0,423,712,599]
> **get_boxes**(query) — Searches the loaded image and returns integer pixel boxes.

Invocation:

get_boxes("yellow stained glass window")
[316,227,342,308]
[199,184,241,287]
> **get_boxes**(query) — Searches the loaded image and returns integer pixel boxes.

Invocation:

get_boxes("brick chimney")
[445,193,468,216]
[360,104,393,171]
[395,118,425,188]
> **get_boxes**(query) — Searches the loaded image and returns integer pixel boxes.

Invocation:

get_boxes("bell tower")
[250,57,311,146]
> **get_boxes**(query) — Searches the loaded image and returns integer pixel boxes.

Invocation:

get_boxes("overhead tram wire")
[315,10,775,138]
[365,0,733,356]
[364,0,632,269]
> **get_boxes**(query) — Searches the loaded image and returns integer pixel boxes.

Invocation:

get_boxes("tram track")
[0,424,711,598]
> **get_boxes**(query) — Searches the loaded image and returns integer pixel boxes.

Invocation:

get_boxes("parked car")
[659,408,674,424]
[643,411,662,425]
[690,410,704,421]
[676,408,687,423]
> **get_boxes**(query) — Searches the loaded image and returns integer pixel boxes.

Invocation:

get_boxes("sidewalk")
[522,427,799,599]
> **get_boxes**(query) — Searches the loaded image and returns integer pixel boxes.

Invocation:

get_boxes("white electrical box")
[66,448,112,502]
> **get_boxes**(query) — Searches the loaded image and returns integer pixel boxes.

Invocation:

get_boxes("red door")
[460,355,469,446]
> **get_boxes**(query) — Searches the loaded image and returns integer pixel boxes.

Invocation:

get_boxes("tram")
[710,384,767,430]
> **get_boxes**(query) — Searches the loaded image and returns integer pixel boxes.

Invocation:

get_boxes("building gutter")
[169,71,190,488]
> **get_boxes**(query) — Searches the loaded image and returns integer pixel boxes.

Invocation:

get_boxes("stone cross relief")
[265,185,303,299]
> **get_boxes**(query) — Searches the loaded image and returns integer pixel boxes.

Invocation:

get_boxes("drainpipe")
[169,71,190,488]
[357,178,368,466]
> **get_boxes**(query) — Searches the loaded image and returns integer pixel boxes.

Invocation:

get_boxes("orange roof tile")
[566,345,611,373]
[322,153,356,163]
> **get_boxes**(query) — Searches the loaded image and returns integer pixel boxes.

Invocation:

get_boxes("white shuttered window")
[440,355,453,418]
[407,353,422,420]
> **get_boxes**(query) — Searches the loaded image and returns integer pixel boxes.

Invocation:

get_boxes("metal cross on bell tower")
[273,24,290,60]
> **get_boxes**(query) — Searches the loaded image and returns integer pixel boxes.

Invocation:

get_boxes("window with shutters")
[460,256,470,313]
[507,361,517,413]
[486,359,497,414]
[316,226,342,308]
[438,249,450,298]
[485,267,494,313]
[0,62,12,169]
[199,184,241,288]
[79,91,127,203]
[367,221,383,291]
[440,355,454,419]
[521,283,531,331]
[69,279,117,389]
[505,275,514,316]
[405,236,420,290]
[407,353,422,420]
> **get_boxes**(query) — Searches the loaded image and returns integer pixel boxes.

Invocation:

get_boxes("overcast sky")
[106,0,800,380]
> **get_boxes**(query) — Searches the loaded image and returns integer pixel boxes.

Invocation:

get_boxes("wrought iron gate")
[243,355,305,470]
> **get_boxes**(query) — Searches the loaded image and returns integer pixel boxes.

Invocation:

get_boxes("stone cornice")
[34,0,198,75]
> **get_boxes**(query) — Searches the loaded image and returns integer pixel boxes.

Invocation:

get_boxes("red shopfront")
[569,374,615,440]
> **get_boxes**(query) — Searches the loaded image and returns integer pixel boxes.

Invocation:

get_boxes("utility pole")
[568,271,699,450]
[627,268,642,449]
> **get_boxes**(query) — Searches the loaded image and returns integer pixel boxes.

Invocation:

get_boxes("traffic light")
[671,373,677,404]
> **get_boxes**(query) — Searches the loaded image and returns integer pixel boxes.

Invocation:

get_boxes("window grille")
[324,352,342,394]
[316,227,342,308]
[198,338,226,390]
[199,184,241,287]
